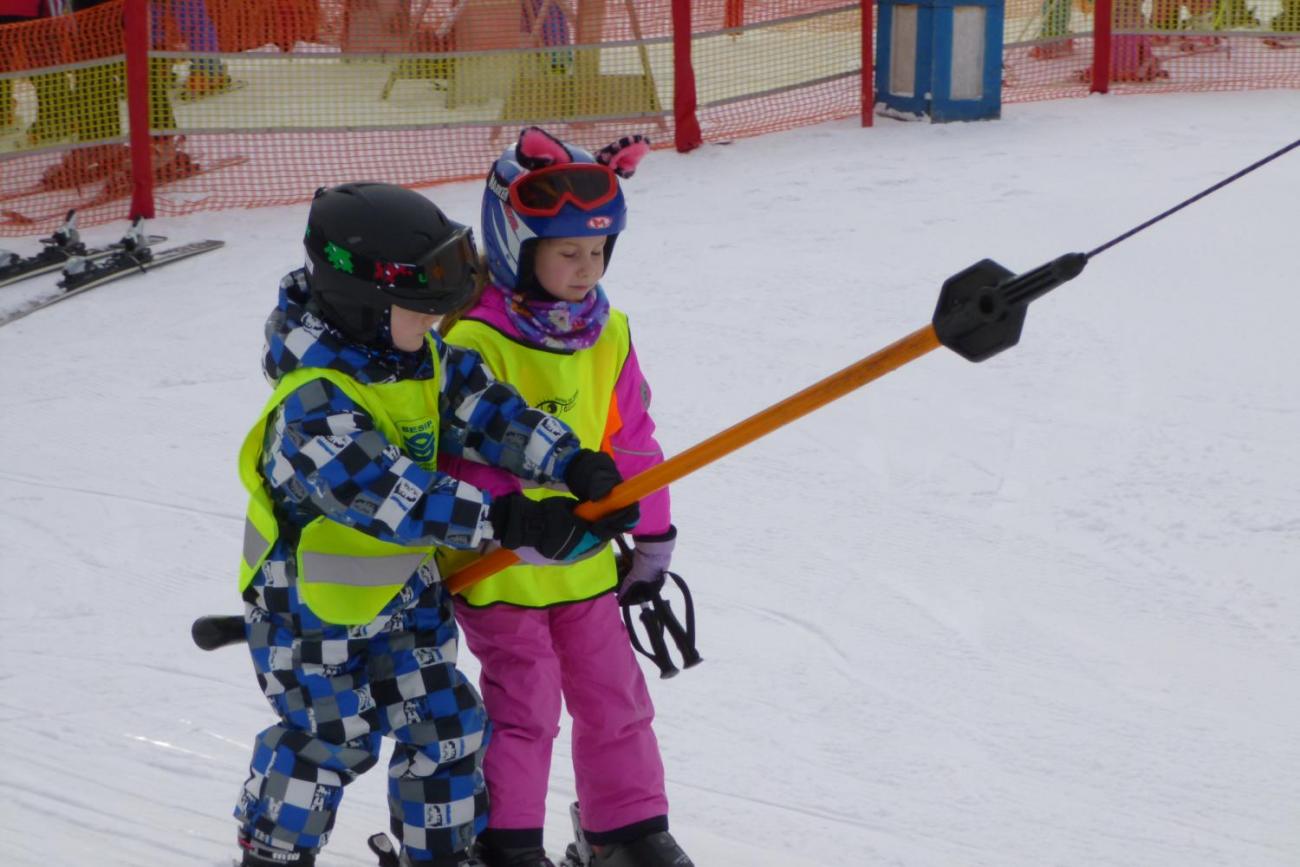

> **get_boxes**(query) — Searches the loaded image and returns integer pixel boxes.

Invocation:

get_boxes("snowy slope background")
[1,91,1298,867]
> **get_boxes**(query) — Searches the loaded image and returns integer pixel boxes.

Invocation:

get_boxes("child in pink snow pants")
[438,127,693,867]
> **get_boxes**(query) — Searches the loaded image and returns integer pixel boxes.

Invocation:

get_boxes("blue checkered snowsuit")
[235,273,582,863]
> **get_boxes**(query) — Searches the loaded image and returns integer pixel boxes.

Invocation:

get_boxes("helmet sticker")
[373,261,417,284]
[487,172,511,202]
[324,242,355,274]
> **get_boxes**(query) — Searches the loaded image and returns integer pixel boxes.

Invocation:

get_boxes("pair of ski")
[0,210,224,326]
[0,209,166,289]
[366,802,594,867]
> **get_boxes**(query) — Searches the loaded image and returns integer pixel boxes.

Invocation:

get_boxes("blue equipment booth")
[875,0,1005,122]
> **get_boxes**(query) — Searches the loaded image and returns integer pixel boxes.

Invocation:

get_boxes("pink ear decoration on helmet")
[516,126,573,170]
[596,134,651,178]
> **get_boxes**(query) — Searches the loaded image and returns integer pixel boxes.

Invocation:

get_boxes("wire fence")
[1,0,1296,235]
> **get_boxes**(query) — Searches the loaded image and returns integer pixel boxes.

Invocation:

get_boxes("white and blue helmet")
[482,127,635,293]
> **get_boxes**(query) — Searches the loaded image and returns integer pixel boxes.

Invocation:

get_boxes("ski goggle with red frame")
[306,223,479,314]
[508,163,620,217]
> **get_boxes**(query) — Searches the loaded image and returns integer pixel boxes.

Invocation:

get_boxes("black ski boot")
[559,803,692,867]
[238,831,316,866]
[368,832,488,867]
[589,833,693,867]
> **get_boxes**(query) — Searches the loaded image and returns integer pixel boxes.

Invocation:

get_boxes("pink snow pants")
[456,593,668,835]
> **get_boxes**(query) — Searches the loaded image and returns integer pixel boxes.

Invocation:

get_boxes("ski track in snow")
[2,90,1299,866]
[0,466,239,514]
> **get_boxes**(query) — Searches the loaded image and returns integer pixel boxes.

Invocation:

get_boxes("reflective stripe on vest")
[443,310,630,608]
[237,346,443,625]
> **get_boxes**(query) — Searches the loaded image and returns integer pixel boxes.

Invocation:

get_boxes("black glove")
[563,448,625,502]
[490,493,639,563]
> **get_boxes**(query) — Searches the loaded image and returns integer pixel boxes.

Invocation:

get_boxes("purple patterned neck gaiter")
[497,283,611,351]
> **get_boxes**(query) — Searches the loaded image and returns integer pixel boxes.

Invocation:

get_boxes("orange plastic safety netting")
[1,0,684,234]
[2,0,133,223]
[1,0,1296,237]
[1004,0,1300,99]
[685,2,864,143]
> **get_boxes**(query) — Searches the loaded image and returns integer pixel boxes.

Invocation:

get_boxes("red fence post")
[724,0,744,30]
[1091,0,1113,94]
[123,0,155,219]
[861,0,874,127]
[671,0,702,152]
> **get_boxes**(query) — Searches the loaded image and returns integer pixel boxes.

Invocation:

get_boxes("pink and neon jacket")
[439,286,671,602]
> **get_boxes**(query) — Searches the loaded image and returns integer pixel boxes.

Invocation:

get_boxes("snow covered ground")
[1,90,1298,867]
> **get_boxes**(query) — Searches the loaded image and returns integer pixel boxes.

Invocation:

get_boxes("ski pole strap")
[621,571,702,680]
[658,572,702,669]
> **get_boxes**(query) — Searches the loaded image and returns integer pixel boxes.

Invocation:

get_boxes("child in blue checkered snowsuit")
[234,205,637,867]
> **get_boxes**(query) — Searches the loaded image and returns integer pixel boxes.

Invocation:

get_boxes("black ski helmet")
[303,182,479,345]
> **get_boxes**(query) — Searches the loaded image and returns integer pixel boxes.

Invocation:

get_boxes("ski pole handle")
[192,614,246,651]
[198,253,1088,639]
[454,247,1083,593]
[185,142,1300,654]
[447,324,943,593]
[656,581,702,670]
[639,604,680,679]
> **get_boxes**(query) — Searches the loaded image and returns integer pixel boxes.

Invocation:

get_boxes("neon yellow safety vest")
[442,310,630,608]
[238,352,444,626]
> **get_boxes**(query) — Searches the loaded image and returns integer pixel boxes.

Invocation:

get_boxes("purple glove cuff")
[622,531,676,592]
